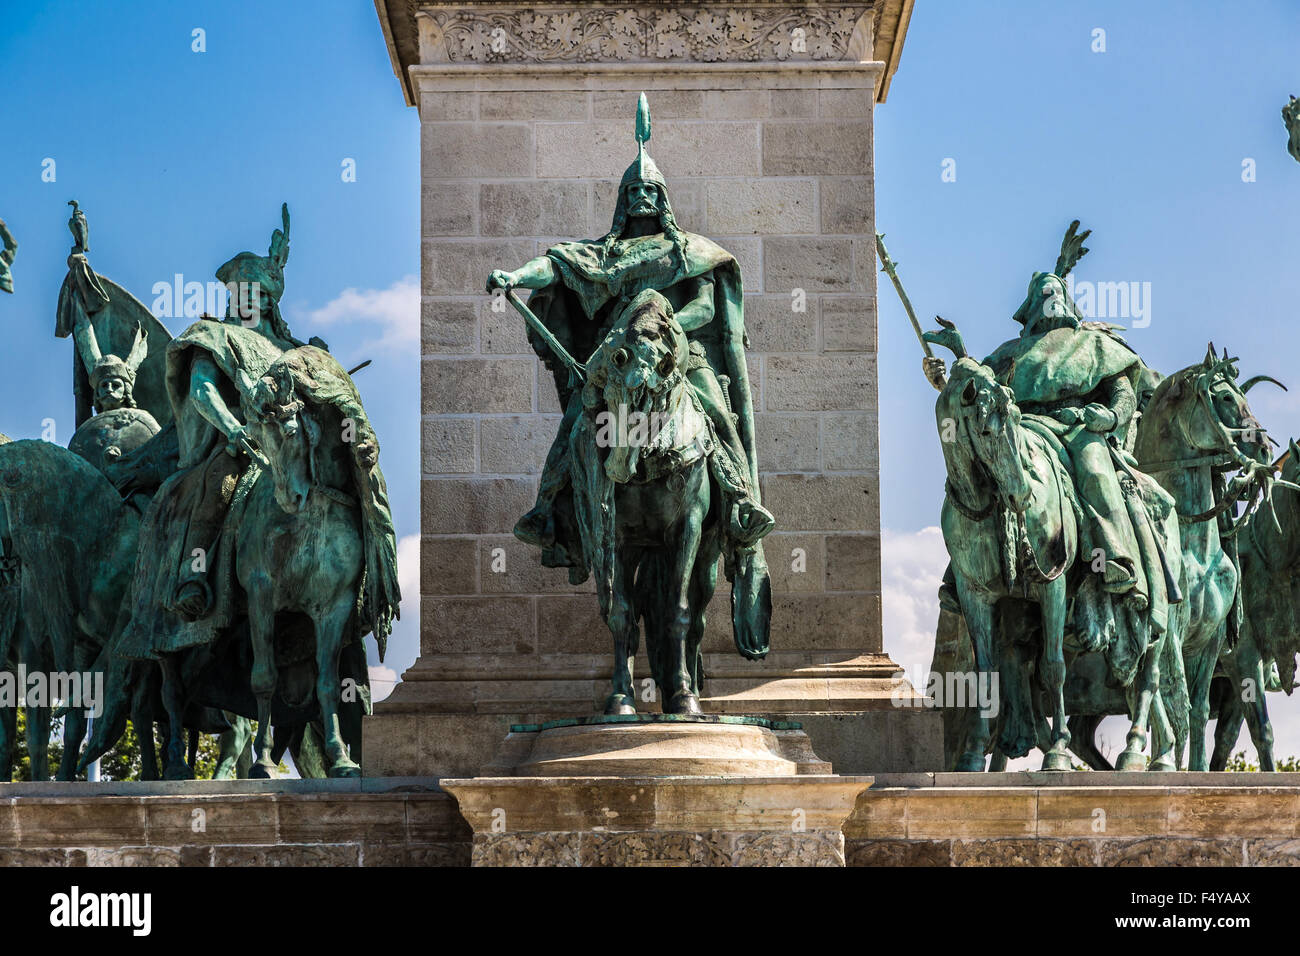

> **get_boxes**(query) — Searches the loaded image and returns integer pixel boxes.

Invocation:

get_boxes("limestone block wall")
[419,78,881,663]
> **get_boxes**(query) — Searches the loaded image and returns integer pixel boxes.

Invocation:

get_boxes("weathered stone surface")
[755,414,820,471]
[821,296,876,352]
[766,355,874,411]
[762,121,871,176]
[763,237,854,293]
[423,536,478,595]
[821,411,879,471]
[422,182,477,235]
[422,239,534,295]
[423,418,476,474]
[419,91,476,122]
[536,594,608,654]
[422,358,533,414]
[423,596,535,655]
[422,297,478,354]
[474,832,581,866]
[480,181,590,237]
[480,416,562,475]
[820,177,874,235]
[847,839,950,867]
[766,533,825,593]
[480,535,594,594]
[1098,837,1244,867]
[760,474,874,531]
[212,844,361,867]
[423,123,533,178]
[479,90,588,121]
[770,88,818,118]
[743,295,818,352]
[826,533,879,591]
[422,477,538,535]
[706,179,816,235]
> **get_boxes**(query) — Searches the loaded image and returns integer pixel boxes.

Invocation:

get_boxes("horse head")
[586,288,690,484]
[937,358,1030,513]
[246,362,314,514]
[1140,344,1276,470]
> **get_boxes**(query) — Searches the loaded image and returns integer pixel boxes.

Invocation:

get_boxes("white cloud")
[298,275,418,353]
[369,533,420,702]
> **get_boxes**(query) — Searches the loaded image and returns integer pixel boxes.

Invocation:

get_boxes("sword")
[505,289,586,382]
[876,232,933,359]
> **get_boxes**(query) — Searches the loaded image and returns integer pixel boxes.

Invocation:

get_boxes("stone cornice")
[374,0,913,106]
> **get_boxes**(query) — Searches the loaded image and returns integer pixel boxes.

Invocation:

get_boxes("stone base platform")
[0,778,470,866]
[849,772,1300,867]
[442,715,874,866]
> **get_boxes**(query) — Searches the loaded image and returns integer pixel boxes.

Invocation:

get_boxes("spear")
[875,232,932,358]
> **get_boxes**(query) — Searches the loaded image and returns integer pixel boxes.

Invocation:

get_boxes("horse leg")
[215,713,252,780]
[158,654,193,780]
[987,749,1007,772]
[953,581,995,771]
[58,706,88,781]
[1185,637,1221,772]
[314,600,361,778]
[1117,633,1161,771]
[604,551,639,715]
[246,578,279,779]
[1209,670,1243,770]
[663,498,706,716]
[0,694,13,783]
[1039,580,1072,771]
[1068,715,1114,770]
[1235,639,1275,771]
[26,703,50,781]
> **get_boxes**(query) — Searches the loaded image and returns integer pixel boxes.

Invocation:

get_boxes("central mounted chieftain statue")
[486,94,773,715]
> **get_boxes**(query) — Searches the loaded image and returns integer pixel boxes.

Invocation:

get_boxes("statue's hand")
[1082,403,1117,432]
[355,437,379,470]
[486,269,516,293]
[922,356,947,391]
[225,424,256,458]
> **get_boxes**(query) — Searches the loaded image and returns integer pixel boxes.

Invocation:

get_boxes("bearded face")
[95,374,130,412]
[1026,275,1080,335]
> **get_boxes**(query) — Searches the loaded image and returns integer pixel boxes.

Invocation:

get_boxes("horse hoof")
[603,694,637,716]
[955,753,986,772]
[1115,751,1147,772]
[664,692,702,716]
[1040,752,1073,772]
[163,763,194,781]
[1149,755,1177,772]
[249,762,276,780]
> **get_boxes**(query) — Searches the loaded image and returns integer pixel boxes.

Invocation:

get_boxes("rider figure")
[486,100,773,579]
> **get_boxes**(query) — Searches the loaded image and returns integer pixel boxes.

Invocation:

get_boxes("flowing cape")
[269,346,401,657]
[984,326,1141,403]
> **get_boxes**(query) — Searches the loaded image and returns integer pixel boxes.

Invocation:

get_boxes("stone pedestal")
[442,716,872,866]
[366,0,938,780]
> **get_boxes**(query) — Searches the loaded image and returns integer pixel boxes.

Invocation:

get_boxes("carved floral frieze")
[416,5,872,65]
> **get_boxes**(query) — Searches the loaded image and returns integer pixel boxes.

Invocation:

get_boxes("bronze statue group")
[0,203,399,780]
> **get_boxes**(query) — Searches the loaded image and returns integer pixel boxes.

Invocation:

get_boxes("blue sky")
[0,1,422,690]
[876,0,1300,764]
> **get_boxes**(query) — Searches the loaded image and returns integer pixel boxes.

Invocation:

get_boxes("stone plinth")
[445,775,871,866]
[846,772,1300,866]
[442,715,871,866]
[0,779,470,866]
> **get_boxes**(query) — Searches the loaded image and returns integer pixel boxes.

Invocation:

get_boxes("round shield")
[69,406,161,475]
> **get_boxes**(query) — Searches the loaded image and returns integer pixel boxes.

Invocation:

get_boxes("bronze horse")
[569,290,762,715]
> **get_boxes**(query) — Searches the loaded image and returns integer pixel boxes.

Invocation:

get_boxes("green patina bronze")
[0,218,15,295]
[0,203,399,782]
[486,94,773,716]
[1284,95,1300,164]
[894,222,1291,771]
